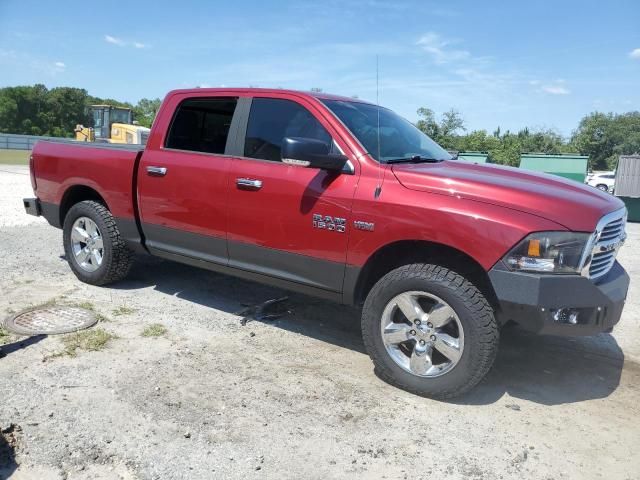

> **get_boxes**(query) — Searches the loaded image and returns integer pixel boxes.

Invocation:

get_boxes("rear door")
[137,95,239,264]
[226,96,360,292]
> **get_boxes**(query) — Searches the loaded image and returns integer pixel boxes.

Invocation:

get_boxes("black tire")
[361,263,498,399]
[596,184,609,192]
[62,200,133,285]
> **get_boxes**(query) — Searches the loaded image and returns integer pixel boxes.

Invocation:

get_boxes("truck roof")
[166,87,373,105]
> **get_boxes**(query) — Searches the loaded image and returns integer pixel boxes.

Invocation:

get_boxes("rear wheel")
[63,200,133,285]
[361,263,499,399]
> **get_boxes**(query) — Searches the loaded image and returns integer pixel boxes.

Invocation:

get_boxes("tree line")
[0,84,161,138]
[416,108,640,170]
[1,84,638,170]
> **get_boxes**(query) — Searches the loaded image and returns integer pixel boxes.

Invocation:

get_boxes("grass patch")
[0,150,30,165]
[112,306,135,316]
[0,327,14,346]
[27,298,60,311]
[71,301,96,311]
[141,323,167,338]
[53,328,115,357]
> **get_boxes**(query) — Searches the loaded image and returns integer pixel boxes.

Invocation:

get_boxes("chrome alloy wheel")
[70,217,104,272]
[380,291,464,377]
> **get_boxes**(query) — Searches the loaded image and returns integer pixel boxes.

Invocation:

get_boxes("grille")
[588,211,626,280]
[140,131,150,145]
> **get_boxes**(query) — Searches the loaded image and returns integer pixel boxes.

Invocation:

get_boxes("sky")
[0,0,639,136]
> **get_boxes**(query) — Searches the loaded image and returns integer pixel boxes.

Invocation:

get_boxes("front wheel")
[361,264,499,399]
[63,200,133,285]
[596,184,609,192]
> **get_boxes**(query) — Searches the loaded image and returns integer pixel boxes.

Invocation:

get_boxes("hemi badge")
[354,220,375,232]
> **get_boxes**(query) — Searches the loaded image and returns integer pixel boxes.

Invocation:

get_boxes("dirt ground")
[1,164,639,480]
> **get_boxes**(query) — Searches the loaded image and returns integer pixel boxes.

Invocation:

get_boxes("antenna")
[374,55,382,199]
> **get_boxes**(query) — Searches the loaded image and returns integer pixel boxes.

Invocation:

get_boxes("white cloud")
[629,48,640,59]
[529,79,540,86]
[105,35,148,49]
[417,32,470,64]
[542,84,570,95]
[54,61,65,68]
[105,35,125,46]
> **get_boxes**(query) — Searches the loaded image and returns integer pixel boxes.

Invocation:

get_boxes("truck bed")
[31,139,144,243]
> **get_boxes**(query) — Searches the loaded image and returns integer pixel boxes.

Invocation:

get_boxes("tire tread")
[64,200,133,285]
[362,263,498,399]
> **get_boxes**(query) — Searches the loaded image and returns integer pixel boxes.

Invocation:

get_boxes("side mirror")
[281,137,349,172]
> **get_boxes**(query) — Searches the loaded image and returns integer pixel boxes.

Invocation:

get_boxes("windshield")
[110,108,132,125]
[321,99,452,163]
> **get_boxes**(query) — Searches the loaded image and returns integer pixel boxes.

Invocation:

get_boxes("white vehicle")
[586,171,615,193]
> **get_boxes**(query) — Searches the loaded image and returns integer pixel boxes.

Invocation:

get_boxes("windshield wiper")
[385,155,445,164]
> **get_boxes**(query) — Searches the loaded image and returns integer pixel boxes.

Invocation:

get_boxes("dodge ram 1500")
[24,88,629,398]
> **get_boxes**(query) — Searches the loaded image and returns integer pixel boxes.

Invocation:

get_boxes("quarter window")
[166,97,238,154]
[244,98,332,162]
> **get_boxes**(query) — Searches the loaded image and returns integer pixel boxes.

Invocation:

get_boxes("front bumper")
[489,261,629,336]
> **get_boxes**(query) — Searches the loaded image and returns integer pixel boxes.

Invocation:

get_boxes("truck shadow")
[0,335,46,359]
[0,426,18,479]
[454,327,626,406]
[115,255,625,406]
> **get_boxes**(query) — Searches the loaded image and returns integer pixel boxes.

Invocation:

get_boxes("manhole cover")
[3,306,98,335]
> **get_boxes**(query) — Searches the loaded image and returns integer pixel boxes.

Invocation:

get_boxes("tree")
[46,87,92,137]
[0,84,91,137]
[440,109,466,139]
[0,85,164,136]
[416,107,439,139]
[133,98,162,128]
[416,108,465,148]
[571,111,640,170]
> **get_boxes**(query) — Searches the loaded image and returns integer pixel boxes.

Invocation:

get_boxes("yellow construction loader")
[75,105,150,144]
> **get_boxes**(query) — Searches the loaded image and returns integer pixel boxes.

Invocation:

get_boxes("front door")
[226,96,359,292]
[137,95,239,264]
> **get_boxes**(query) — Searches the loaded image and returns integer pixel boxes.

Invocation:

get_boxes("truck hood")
[391,160,625,232]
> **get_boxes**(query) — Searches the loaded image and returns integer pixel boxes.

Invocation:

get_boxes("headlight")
[503,232,591,274]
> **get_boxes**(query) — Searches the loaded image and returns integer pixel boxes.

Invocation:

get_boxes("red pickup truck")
[24,88,629,398]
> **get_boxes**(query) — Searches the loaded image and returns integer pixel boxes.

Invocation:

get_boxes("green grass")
[0,150,30,165]
[112,306,135,316]
[53,328,116,358]
[0,327,13,346]
[141,323,167,338]
[70,301,96,311]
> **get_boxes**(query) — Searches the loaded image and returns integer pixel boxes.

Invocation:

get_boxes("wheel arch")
[59,185,109,227]
[345,240,498,310]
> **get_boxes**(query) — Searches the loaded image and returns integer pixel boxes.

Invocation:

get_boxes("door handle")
[236,178,263,189]
[147,166,167,177]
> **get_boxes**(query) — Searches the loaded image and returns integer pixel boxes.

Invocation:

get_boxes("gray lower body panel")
[142,223,227,265]
[141,223,345,301]
[228,242,345,292]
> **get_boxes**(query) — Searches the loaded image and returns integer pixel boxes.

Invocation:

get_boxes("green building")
[614,154,640,222]
[519,153,588,182]
[457,151,490,163]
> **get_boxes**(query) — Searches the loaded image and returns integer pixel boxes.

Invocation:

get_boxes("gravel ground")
[0,164,639,480]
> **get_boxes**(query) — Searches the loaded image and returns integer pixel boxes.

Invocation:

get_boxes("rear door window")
[166,97,238,154]
[244,98,332,162]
